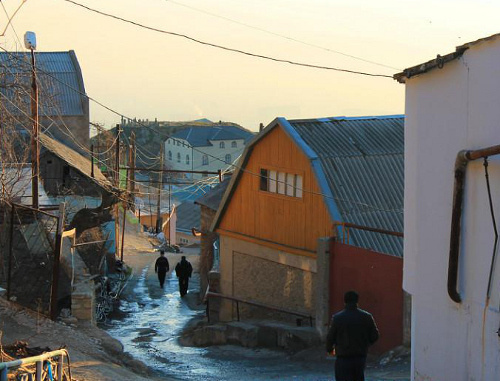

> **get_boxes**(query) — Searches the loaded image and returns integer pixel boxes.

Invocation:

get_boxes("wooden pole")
[90,144,95,178]
[156,145,164,234]
[7,204,15,300]
[30,49,39,209]
[50,203,65,321]
[114,124,120,258]
[120,204,126,262]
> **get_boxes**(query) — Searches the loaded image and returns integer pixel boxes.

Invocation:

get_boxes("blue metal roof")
[288,115,404,257]
[0,51,86,116]
[171,125,254,147]
[176,202,201,233]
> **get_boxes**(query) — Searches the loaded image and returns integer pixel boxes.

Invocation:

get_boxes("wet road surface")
[104,263,408,380]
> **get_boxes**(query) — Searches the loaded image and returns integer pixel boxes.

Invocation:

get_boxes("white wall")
[404,37,500,380]
[165,137,245,179]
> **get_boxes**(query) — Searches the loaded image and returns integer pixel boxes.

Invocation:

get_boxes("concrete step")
[181,319,321,352]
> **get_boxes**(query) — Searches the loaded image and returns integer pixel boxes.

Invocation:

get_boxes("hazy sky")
[1,0,499,131]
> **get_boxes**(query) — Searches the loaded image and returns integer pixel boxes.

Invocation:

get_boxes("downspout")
[448,144,500,303]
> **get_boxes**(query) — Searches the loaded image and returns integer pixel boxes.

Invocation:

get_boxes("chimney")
[259,123,264,132]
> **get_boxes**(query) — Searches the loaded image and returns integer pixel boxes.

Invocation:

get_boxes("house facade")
[0,51,90,154]
[164,126,254,179]
[211,116,404,332]
[395,34,500,380]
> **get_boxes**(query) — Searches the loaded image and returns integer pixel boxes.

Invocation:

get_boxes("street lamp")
[24,31,39,209]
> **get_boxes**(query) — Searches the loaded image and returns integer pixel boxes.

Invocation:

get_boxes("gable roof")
[39,133,113,192]
[394,33,500,83]
[212,115,404,257]
[0,50,87,116]
[195,176,232,211]
[175,202,200,233]
[170,125,254,147]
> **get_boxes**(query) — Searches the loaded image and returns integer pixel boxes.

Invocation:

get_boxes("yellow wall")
[217,124,332,254]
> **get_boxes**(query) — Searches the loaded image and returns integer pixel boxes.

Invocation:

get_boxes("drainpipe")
[448,144,500,303]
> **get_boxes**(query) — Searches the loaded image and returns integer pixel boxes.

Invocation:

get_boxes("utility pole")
[114,124,121,257]
[50,203,66,321]
[156,145,164,234]
[90,144,95,178]
[26,32,39,209]
[129,131,136,206]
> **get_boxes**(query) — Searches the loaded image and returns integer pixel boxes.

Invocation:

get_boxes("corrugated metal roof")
[0,51,86,116]
[176,202,200,233]
[289,115,404,257]
[39,132,112,191]
[171,126,254,147]
[195,176,231,211]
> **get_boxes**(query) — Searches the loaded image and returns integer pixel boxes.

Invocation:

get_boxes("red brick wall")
[329,242,403,354]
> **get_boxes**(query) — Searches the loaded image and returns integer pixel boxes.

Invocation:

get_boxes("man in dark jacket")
[326,290,379,381]
[175,256,193,297]
[154,250,170,288]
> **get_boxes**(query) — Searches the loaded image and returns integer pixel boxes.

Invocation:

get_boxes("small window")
[177,152,181,163]
[202,154,208,166]
[168,151,172,160]
[269,170,277,193]
[220,142,225,149]
[177,141,180,146]
[231,141,237,148]
[286,173,295,196]
[260,169,268,191]
[277,172,286,194]
[167,140,170,144]
[225,154,231,164]
[295,175,303,198]
[186,155,190,165]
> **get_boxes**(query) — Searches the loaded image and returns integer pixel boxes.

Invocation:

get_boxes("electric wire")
[61,0,392,79]
[0,46,402,214]
[163,0,399,71]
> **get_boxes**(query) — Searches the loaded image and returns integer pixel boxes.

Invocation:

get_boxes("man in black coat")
[326,290,379,381]
[154,250,170,288]
[175,256,193,297]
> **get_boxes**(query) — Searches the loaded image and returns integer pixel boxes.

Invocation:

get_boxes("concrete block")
[257,325,278,348]
[226,322,258,347]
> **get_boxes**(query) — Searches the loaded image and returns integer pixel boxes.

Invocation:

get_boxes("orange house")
[211,116,404,324]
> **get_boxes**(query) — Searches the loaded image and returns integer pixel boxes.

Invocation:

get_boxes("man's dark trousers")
[335,356,366,381]
[158,270,167,288]
[179,277,189,296]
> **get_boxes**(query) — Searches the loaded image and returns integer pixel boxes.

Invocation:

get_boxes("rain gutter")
[448,144,500,303]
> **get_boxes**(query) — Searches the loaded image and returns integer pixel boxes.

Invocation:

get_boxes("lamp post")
[25,31,39,209]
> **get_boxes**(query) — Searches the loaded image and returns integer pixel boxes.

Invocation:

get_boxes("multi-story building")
[164,125,254,179]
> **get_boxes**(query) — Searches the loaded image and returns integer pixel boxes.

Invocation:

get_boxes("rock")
[100,337,124,355]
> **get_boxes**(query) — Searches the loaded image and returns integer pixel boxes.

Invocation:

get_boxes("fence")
[0,203,64,319]
[0,349,71,381]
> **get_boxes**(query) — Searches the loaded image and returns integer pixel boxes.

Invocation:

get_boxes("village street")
[100,231,411,381]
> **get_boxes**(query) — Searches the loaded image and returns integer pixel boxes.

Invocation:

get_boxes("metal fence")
[0,203,62,318]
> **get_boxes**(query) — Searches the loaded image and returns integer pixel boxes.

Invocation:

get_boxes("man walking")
[154,250,170,288]
[175,256,193,297]
[326,290,379,381]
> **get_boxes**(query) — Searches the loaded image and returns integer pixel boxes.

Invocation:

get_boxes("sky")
[0,0,499,132]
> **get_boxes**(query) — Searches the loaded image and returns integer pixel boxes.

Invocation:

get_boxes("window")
[177,141,180,146]
[186,155,190,165]
[167,140,170,145]
[168,151,172,161]
[220,142,225,149]
[231,141,237,148]
[225,154,231,164]
[177,152,181,163]
[202,154,208,165]
[260,168,303,198]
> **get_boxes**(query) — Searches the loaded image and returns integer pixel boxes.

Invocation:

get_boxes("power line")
[0,46,402,214]
[61,0,392,79]
[163,0,399,71]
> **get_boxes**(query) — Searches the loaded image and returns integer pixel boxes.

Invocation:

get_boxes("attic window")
[260,168,302,198]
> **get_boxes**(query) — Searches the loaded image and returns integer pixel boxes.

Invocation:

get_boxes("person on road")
[154,250,170,288]
[175,256,193,297]
[326,290,379,381]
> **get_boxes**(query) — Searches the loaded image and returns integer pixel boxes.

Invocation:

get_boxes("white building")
[395,33,500,380]
[164,125,254,179]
